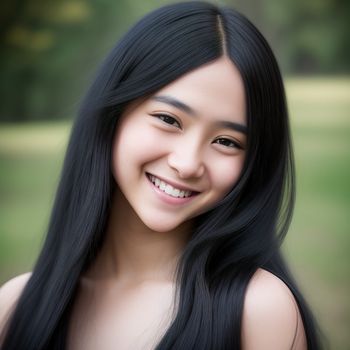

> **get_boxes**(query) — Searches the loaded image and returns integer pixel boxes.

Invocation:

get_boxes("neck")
[85,188,193,284]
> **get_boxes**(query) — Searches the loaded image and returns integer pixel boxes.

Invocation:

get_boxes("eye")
[214,137,243,150]
[152,113,181,129]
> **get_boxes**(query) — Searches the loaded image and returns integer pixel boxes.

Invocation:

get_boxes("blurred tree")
[227,0,350,73]
[0,0,133,121]
[266,0,350,73]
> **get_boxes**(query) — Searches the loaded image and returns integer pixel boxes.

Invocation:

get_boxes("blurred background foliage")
[0,0,349,121]
[0,0,349,349]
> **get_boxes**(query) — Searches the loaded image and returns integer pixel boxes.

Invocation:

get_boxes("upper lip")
[146,172,201,193]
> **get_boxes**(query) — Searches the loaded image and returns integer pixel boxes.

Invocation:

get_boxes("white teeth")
[164,184,173,194]
[148,174,193,198]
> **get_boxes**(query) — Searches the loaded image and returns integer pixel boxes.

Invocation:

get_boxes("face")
[111,57,247,232]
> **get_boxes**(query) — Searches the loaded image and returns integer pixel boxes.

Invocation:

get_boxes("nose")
[167,140,205,179]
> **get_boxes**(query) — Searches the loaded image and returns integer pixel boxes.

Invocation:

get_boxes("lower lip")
[146,174,198,205]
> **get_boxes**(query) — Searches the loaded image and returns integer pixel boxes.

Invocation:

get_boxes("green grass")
[0,78,349,349]
[0,122,69,278]
[284,77,350,349]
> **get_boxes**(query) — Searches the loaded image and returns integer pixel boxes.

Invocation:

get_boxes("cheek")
[209,156,245,196]
[112,122,139,180]
[111,122,165,177]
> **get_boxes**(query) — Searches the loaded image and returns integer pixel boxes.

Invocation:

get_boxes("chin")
[144,220,183,233]
[140,214,192,233]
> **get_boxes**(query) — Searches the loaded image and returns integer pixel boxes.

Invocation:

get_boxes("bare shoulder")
[242,268,307,350]
[0,273,32,330]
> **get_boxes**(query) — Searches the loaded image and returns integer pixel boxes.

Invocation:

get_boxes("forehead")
[149,57,246,125]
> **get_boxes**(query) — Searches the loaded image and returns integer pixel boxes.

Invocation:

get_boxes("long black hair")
[1,1,322,349]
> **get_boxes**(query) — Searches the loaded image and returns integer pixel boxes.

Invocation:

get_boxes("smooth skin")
[0,57,307,349]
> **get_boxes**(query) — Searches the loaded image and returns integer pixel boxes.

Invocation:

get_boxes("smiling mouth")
[146,173,199,198]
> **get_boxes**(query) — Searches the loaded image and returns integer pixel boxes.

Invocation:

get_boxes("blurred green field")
[0,77,349,349]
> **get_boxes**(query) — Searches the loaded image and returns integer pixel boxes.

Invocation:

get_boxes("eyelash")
[151,113,242,150]
[214,138,242,150]
[152,113,181,128]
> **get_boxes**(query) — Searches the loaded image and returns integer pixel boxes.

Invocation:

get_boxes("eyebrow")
[151,95,247,134]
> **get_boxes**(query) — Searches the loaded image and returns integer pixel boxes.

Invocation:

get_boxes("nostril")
[167,154,205,179]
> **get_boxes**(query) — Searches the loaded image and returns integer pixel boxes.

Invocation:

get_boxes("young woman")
[0,1,322,349]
